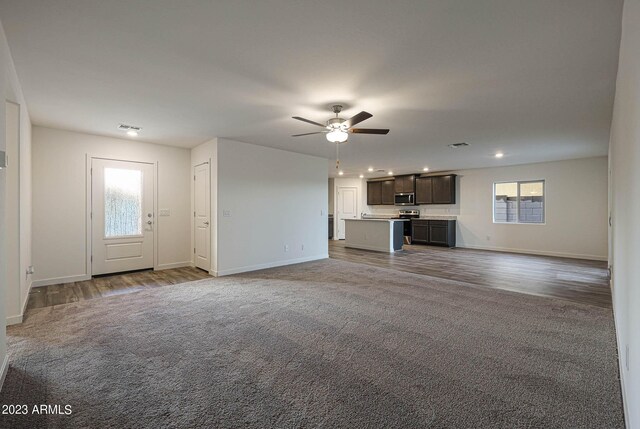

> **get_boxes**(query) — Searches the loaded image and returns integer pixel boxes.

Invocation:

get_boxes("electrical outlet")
[320,209,324,216]
[486,235,491,241]
[284,244,289,252]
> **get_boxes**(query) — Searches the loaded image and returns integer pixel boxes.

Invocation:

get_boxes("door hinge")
[194,175,196,180]
[90,212,92,219]
[194,247,196,254]
[194,211,196,217]
[90,255,93,262]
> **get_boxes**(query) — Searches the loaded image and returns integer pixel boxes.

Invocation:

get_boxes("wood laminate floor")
[28,244,611,311]
[329,240,612,308]
[27,267,211,310]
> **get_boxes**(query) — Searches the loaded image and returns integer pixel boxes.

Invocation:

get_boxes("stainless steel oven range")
[398,209,420,243]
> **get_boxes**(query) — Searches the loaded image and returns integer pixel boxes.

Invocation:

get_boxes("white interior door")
[337,186,358,239]
[91,158,154,275]
[194,162,210,271]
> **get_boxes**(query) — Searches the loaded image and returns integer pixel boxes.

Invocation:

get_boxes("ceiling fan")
[292,105,389,143]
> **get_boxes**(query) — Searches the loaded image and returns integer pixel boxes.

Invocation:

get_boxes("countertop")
[417,216,457,220]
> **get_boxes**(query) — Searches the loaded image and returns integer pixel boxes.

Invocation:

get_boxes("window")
[493,180,545,224]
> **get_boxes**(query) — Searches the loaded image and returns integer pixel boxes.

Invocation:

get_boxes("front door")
[337,186,358,239]
[91,158,154,275]
[194,162,210,271]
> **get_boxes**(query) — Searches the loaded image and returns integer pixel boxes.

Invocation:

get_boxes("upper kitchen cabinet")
[432,174,456,204]
[394,175,415,194]
[367,179,395,205]
[415,177,433,204]
[381,180,395,205]
[416,174,456,204]
[367,181,382,205]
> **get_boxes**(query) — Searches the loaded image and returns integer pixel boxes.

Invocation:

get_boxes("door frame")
[192,160,211,271]
[85,155,158,276]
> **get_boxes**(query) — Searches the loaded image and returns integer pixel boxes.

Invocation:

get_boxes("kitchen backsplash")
[366,205,461,217]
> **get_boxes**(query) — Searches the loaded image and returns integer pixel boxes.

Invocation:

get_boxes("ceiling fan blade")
[349,128,390,135]
[292,116,326,128]
[292,131,327,137]
[343,111,373,128]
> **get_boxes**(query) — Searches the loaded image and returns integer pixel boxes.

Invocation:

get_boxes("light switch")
[223,209,231,217]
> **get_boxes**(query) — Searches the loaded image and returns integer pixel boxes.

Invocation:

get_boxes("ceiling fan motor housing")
[327,117,346,129]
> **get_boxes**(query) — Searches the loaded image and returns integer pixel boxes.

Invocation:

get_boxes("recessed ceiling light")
[338,171,344,176]
[495,152,504,158]
[127,130,138,137]
[368,167,374,172]
[388,171,393,175]
[423,167,429,172]
[359,174,364,178]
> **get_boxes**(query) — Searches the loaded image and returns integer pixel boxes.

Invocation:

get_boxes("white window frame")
[493,180,545,224]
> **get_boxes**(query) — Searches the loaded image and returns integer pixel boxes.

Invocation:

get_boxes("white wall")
[0,20,8,388]
[32,126,192,285]
[1,18,32,384]
[609,0,640,426]
[365,157,608,260]
[5,102,20,324]
[214,138,328,276]
[4,40,33,326]
[328,178,334,214]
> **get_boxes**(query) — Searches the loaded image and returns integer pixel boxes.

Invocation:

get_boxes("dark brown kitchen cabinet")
[394,175,415,194]
[415,174,456,205]
[411,221,429,244]
[381,180,395,205]
[411,219,456,247]
[415,177,433,204]
[367,180,395,205]
[367,181,382,205]
[432,175,456,204]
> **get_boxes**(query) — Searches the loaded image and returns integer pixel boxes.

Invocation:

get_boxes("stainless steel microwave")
[395,193,415,206]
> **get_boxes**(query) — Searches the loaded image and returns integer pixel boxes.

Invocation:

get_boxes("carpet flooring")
[0,259,624,428]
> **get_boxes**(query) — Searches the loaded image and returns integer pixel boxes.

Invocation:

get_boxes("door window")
[104,167,143,237]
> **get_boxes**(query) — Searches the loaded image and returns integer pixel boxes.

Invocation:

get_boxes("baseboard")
[0,354,9,393]
[5,279,33,325]
[611,292,630,428]
[458,243,607,261]
[215,254,329,277]
[21,279,31,313]
[6,314,22,325]
[154,261,192,270]
[32,274,91,288]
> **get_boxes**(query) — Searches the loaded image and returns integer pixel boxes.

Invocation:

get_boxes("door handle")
[204,221,210,226]
[147,220,153,225]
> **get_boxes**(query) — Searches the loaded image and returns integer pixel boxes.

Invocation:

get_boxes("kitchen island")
[344,219,408,253]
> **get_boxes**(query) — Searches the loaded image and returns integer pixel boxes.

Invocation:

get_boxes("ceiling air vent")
[118,124,142,132]
[448,142,469,148]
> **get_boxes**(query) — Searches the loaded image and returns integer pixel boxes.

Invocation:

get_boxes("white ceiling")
[0,0,623,177]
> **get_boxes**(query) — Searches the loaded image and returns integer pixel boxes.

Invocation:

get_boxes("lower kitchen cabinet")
[411,219,456,247]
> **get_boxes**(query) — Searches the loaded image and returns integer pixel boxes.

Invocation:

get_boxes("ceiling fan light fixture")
[327,129,348,143]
